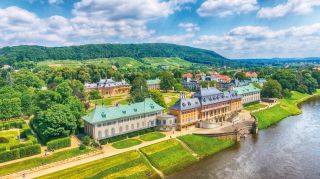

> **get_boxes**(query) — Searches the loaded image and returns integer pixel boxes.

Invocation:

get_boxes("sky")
[1,0,320,59]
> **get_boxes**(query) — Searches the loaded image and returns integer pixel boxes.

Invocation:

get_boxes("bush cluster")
[0,119,24,131]
[47,137,71,151]
[99,127,156,145]
[0,144,41,163]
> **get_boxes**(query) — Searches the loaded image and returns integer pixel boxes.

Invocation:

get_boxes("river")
[168,97,320,179]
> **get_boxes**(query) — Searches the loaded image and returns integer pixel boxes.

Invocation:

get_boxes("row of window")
[97,121,155,139]
[96,113,158,127]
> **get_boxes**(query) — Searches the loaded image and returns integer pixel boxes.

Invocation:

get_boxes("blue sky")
[1,0,320,59]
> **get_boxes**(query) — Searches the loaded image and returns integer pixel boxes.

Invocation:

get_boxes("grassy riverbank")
[178,135,235,158]
[140,139,197,175]
[0,148,92,177]
[253,90,320,129]
[38,150,159,179]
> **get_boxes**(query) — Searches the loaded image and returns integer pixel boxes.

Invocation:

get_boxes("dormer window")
[122,111,126,114]
[182,103,186,107]
[188,102,191,106]
[101,112,106,118]
[134,108,137,112]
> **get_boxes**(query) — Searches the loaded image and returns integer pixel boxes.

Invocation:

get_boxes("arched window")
[119,126,123,133]
[137,123,140,129]
[98,131,102,139]
[131,124,134,130]
[105,129,108,137]
[125,125,129,131]
[111,128,115,136]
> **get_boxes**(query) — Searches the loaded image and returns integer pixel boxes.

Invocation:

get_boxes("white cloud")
[0,0,195,47]
[258,0,320,19]
[197,0,258,17]
[151,34,194,45]
[193,23,320,58]
[178,22,200,32]
[48,0,64,5]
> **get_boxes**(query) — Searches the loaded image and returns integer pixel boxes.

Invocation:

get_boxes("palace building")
[170,87,242,130]
[83,98,164,140]
[233,84,261,104]
[85,78,130,96]
[147,78,161,90]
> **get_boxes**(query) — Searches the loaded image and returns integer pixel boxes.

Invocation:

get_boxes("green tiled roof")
[233,84,261,95]
[83,98,164,124]
[147,78,160,85]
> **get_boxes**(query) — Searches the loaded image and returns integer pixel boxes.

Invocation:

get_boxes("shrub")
[0,146,6,152]
[0,149,20,163]
[79,144,86,150]
[10,141,33,150]
[82,136,91,146]
[19,144,41,158]
[47,137,71,151]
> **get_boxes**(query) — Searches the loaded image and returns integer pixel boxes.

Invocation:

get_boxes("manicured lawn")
[38,151,159,179]
[112,139,142,149]
[244,103,267,111]
[139,132,166,141]
[140,139,197,175]
[178,135,235,158]
[0,148,92,176]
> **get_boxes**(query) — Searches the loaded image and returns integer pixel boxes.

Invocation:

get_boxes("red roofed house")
[183,73,193,79]
[211,74,231,83]
[245,72,258,78]
[111,65,118,70]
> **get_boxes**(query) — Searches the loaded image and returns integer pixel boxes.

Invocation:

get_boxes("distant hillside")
[235,57,320,66]
[0,43,231,66]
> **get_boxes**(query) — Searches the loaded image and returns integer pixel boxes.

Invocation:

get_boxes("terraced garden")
[178,135,235,158]
[140,139,197,175]
[111,139,142,149]
[0,148,92,177]
[38,151,159,179]
[139,132,166,141]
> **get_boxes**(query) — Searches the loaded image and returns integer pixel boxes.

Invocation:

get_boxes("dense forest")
[0,43,231,66]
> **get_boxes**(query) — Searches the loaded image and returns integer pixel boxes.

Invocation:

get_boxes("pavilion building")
[85,78,130,96]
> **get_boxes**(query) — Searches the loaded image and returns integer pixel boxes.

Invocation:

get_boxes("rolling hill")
[0,43,232,67]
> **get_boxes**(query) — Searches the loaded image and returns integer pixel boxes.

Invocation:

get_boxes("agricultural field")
[142,57,193,68]
[178,135,235,158]
[139,132,166,141]
[112,139,142,149]
[38,151,159,179]
[0,148,91,177]
[140,139,197,175]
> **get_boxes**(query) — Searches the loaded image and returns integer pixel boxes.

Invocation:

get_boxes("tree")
[150,90,166,108]
[12,69,44,88]
[56,81,73,100]
[89,89,102,100]
[32,104,77,142]
[34,90,61,110]
[130,77,149,102]
[174,83,184,92]
[261,79,282,98]
[234,72,247,80]
[160,71,175,92]
[64,96,85,130]
[283,89,292,98]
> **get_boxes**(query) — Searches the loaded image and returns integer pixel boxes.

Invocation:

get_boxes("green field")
[253,90,320,129]
[139,132,166,141]
[142,57,193,68]
[90,95,129,106]
[112,139,142,149]
[140,139,197,175]
[178,135,235,158]
[244,103,268,111]
[0,148,92,176]
[38,151,159,179]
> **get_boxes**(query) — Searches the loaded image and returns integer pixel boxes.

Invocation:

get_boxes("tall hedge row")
[0,144,41,163]
[47,137,71,151]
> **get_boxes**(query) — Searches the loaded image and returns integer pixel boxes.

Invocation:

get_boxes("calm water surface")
[168,98,320,179]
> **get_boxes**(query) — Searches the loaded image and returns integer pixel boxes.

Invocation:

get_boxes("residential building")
[233,84,261,104]
[183,73,193,79]
[245,72,258,78]
[156,114,176,131]
[211,74,231,83]
[83,98,164,140]
[85,78,130,96]
[147,78,161,90]
[182,77,200,91]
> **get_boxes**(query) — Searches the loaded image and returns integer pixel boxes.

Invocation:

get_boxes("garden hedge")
[19,144,41,158]
[47,137,71,151]
[0,149,20,163]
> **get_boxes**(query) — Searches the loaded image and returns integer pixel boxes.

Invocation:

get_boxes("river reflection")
[168,98,320,179]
